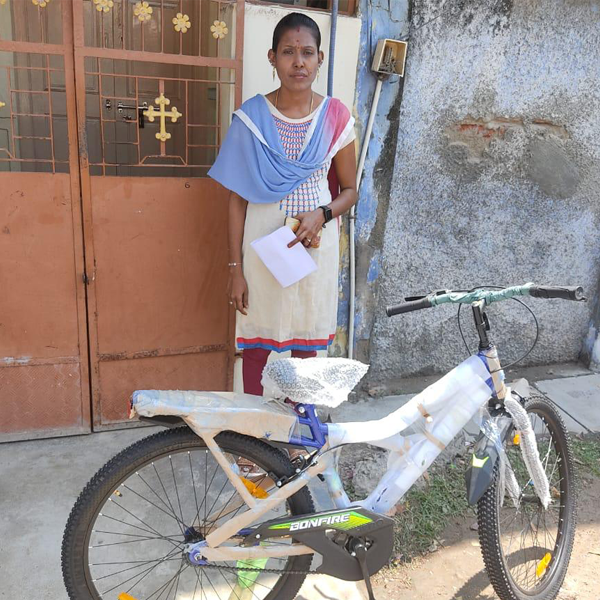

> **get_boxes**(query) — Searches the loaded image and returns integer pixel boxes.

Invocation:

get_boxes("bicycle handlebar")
[386,283,585,317]
[529,285,585,301]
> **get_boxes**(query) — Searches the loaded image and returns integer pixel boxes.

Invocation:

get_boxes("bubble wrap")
[505,392,551,509]
[261,357,369,407]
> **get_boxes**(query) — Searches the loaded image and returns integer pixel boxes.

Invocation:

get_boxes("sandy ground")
[370,477,600,600]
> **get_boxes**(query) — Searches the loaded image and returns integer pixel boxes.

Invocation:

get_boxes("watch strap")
[319,205,333,224]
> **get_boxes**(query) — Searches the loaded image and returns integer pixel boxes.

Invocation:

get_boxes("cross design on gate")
[143,93,182,142]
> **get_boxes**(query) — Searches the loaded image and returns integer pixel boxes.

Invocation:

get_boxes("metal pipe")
[349,76,384,359]
[327,0,339,98]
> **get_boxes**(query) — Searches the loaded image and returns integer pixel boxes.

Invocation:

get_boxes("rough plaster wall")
[368,0,600,382]
[332,0,410,358]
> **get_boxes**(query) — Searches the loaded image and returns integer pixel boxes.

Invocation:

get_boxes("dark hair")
[272,12,321,52]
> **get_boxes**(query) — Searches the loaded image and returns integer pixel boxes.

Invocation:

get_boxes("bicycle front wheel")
[62,428,315,600]
[477,396,576,600]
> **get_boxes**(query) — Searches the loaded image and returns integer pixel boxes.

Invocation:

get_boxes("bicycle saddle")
[261,357,369,408]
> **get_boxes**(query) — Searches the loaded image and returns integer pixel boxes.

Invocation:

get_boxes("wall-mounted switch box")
[371,39,408,77]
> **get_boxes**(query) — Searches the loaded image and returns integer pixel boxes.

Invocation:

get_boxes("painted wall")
[363,0,600,384]
[242,3,361,108]
[345,0,410,359]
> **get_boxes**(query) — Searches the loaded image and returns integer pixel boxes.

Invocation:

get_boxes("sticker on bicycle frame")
[536,552,552,577]
[269,511,373,532]
[472,454,490,468]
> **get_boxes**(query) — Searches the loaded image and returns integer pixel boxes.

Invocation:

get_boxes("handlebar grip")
[529,285,585,301]
[386,297,432,316]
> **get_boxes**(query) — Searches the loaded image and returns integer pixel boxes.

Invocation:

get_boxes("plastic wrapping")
[326,356,494,514]
[130,390,298,443]
[261,357,369,408]
[504,391,551,509]
[478,409,520,508]
[328,355,492,449]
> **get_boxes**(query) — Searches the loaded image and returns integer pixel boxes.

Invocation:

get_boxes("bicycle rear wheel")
[477,396,576,600]
[62,428,315,600]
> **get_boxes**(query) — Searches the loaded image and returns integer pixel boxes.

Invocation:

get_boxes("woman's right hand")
[228,268,249,315]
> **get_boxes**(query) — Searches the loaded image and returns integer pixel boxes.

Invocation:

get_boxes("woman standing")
[209,12,357,396]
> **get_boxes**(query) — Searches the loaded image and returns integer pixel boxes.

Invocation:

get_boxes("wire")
[456,285,540,372]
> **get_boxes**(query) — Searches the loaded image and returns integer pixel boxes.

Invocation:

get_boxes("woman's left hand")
[287,209,325,248]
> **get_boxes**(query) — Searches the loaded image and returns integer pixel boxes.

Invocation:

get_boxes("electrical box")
[371,39,408,77]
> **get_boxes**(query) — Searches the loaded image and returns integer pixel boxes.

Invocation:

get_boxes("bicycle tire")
[477,396,576,600]
[62,428,315,600]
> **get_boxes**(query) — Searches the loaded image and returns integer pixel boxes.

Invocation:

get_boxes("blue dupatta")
[208,94,354,204]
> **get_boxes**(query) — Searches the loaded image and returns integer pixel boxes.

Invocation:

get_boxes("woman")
[209,12,357,396]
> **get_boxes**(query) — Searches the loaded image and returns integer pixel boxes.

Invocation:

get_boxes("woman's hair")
[272,12,322,52]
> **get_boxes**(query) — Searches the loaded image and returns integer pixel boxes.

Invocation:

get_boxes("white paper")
[251,226,317,288]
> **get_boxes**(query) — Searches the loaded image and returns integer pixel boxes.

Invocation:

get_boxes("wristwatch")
[319,204,333,226]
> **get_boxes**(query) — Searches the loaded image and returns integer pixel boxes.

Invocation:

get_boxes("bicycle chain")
[194,562,316,576]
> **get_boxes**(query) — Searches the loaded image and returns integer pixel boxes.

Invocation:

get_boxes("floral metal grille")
[0,51,69,173]
[84,57,235,176]
[82,0,237,59]
[0,0,64,45]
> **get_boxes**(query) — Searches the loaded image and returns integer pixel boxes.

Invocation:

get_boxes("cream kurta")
[236,99,354,353]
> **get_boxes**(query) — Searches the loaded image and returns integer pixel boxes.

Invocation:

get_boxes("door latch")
[105,99,148,128]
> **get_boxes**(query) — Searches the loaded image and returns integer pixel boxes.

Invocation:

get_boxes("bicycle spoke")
[203,568,225,600]
[496,409,569,592]
[153,462,186,536]
[145,561,188,600]
[93,529,182,541]
[93,554,182,583]
[81,438,301,600]
[136,470,181,515]
[100,545,182,595]
[169,454,186,526]
[189,452,201,522]
[217,567,243,600]
[107,498,182,550]
[121,483,188,529]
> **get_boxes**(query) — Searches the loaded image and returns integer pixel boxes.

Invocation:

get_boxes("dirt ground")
[371,477,600,600]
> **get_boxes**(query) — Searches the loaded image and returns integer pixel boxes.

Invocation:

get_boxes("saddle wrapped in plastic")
[261,357,369,407]
[130,391,298,443]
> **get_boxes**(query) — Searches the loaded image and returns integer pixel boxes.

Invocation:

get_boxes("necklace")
[275,89,314,117]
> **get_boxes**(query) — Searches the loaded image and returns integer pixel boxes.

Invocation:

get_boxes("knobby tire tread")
[477,397,576,600]
[62,428,315,600]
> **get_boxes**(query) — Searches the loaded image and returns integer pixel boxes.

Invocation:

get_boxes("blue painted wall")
[333,0,410,359]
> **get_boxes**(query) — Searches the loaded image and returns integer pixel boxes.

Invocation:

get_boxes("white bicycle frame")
[132,346,508,563]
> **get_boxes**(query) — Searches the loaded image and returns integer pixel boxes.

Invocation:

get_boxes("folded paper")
[251,226,317,288]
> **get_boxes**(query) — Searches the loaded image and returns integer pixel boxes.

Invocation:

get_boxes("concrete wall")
[362,0,600,383]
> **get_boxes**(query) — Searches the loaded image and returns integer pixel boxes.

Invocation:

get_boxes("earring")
[317,64,321,81]
[272,65,276,81]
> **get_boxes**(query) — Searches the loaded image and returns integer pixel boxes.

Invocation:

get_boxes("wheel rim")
[83,445,301,600]
[496,407,570,595]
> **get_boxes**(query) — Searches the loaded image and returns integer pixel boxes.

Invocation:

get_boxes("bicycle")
[62,283,584,600]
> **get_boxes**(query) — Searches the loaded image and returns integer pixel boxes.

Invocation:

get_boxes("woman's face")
[269,27,323,92]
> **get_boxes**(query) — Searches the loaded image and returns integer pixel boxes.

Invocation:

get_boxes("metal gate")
[0,0,242,440]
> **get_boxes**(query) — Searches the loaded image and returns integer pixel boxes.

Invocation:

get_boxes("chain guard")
[239,506,395,581]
